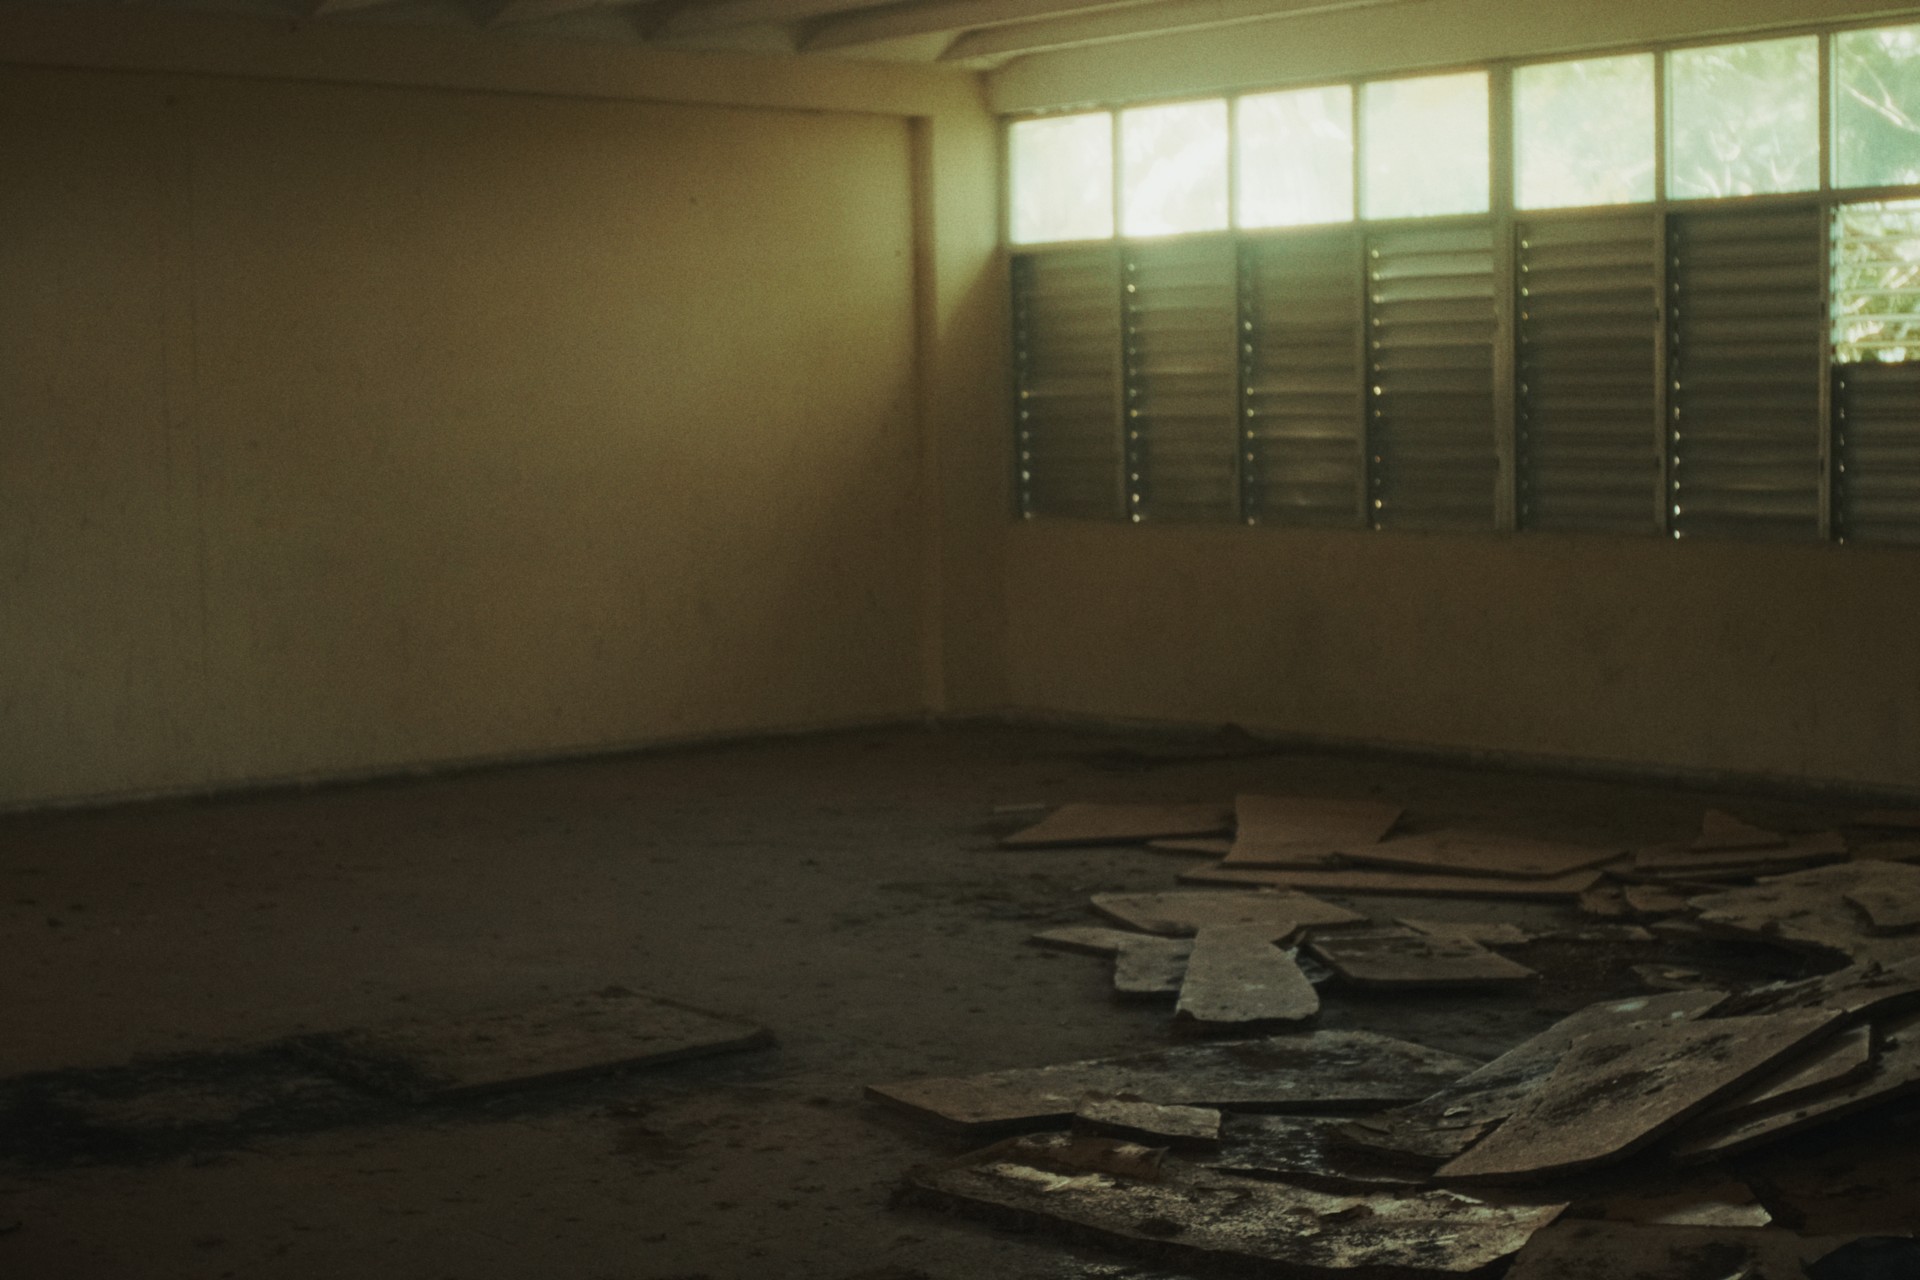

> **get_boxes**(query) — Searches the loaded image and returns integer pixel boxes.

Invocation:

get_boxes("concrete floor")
[0,724,1900,1279]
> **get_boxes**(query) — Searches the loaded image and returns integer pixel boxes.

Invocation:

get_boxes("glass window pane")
[1836,23,1920,189]
[1668,37,1819,199]
[1833,199,1920,363]
[1009,113,1113,245]
[1237,85,1354,228]
[1514,54,1655,209]
[1361,72,1490,219]
[1120,100,1229,237]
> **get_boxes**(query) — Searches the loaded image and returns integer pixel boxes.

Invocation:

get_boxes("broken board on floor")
[1113,936,1194,999]
[1173,926,1318,1031]
[1693,809,1787,852]
[1503,1221,1856,1280]
[1207,1113,1431,1193]
[1074,1097,1221,1148]
[1697,1023,1878,1128]
[1219,794,1403,869]
[1180,864,1601,900]
[999,803,1232,849]
[1635,831,1848,880]
[1336,831,1624,880]
[1436,1008,1845,1182]
[867,1031,1483,1134]
[906,1135,1565,1278]
[297,990,772,1102]
[1307,928,1537,990]
[1091,889,1363,936]
[1338,990,1727,1166]
[1691,860,1920,964]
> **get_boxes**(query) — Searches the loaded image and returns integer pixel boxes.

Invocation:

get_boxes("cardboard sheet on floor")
[1715,956,1920,1022]
[1691,861,1920,964]
[1398,918,1535,946]
[1504,1221,1855,1280]
[1337,831,1624,880]
[1672,1011,1920,1160]
[1579,883,1631,918]
[1173,926,1318,1031]
[1029,925,1151,955]
[1113,935,1193,999]
[1145,836,1233,857]
[1622,883,1693,917]
[999,803,1232,849]
[1846,881,1920,934]
[299,991,772,1101]
[1307,928,1536,989]
[867,1031,1484,1134]
[1208,1114,1431,1193]
[906,1136,1566,1278]
[1693,809,1787,852]
[1585,1179,1771,1228]
[1436,1008,1845,1182]
[1074,1097,1221,1148]
[1636,831,1847,880]
[1338,991,1727,1166]
[1699,1023,1877,1127]
[1220,794,1402,870]
[1181,864,1601,900]
[1091,889,1363,936]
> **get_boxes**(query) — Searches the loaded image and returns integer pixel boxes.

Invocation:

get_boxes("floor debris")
[1691,860,1920,963]
[1000,803,1233,849]
[1205,1114,1431,1193]
[1172,926,1319,1032]
[1435,1008,1845,1182]
[906,1136,1567,1277]
[1074,1097,1222,1148]
[868,1032,1484,1133]
[1337,991,1726,1166]
[1635,830,1849,880]
[1028,925,1152,956]
[1179,865,1603,899]
[1220,794,1402,869]
[1145,836,1234,857]
[1090,889,1363,936]
[1336,831,1624,880]
[1113,935,1195,999]
[1307,927,1537,990]
[1699,1022,1878,1127]
[1671,1011,1920,1160]
[1502,1220,1858,1280]
[1693,809,1787,851]
[1582,1179,1772,1228]
[1396,918,1536,947]
[294,991,772,1102]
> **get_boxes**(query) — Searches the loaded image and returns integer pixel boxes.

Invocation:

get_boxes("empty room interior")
[6,0,1920,1275]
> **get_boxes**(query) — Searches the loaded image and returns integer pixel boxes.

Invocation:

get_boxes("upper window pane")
[1668,37,1819,199]
[1009,113,1113,245]
[1236,85,1354,228]
[1514,54,1655,209]
[1361,72,1490,219]
[1836,23,1920,189]
[1120,100,1229,237]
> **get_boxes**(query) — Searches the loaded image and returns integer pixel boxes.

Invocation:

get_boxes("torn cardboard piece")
[1436,1008,1846,1182]
[907,1137,1566,1278]
[296,990,771,1102]
[1074,1097,1222,1149]
[1504,1220,1857,1280]
[1091,889,1363,936]
[1113,935,1194,999]
[1337,831,1625,880]
[1180,865,1602,900]
[1207,1113,1432,1193]
[1307,928,1537,990]
[1336,990,1726,1167]
[1173,926,1319,1031]
[1636,831,1848,880]
[1221,794,1402,869]
[1397,919,1536,947]
[1699,1023,1877,1128]
[1693,809,1788,852]
[1000,803,1232,849]
[1691,861,1920,964]
[868,1031,1484,1134]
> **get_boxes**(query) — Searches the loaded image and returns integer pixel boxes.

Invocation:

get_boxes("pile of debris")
[868,797,1920,1277]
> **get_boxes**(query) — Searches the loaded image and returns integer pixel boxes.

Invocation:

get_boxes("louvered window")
[1122,240,1239,521]
[1240,230,1365,526]
[1366,226,1500,531]
[1832,200,1920,545]
[1666,207,1825,540]
[1013,247,1122,519]
[1516,215,1661,534]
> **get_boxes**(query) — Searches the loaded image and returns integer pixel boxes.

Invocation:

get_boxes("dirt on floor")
[0,724,1892,1279]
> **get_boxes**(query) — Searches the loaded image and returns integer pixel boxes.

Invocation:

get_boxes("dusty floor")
[0,724,1896,1279]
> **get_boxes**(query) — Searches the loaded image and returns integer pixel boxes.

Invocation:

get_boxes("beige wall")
[1004,523,1920,791]
[0,59,969,808]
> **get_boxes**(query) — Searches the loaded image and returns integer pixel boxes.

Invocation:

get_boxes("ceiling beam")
[803,0,1158,51]
[942,0,1409,60]
[662,0,880,36]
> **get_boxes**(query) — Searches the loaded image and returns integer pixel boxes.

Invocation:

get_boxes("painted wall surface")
[1,64,928,807]
[1004,523,1920,790]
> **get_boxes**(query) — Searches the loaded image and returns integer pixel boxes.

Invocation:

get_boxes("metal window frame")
[1002,14,1920,545]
